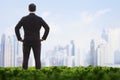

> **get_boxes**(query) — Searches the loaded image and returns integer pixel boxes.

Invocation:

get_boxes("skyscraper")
[96,43,106,66]
[70,40,75,56]
[114,50,120,64]
[89,39,96,66]
[0,34,5,67]
[4,35,14,67]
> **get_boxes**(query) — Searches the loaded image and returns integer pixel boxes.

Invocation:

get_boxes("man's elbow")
[45,26,50,32]
[15,27,18,33]
[48,27,50,31]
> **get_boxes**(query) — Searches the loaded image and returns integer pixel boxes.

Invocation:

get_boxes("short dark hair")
[29,3,36,12]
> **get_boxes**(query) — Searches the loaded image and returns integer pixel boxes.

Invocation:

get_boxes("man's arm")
[41,18,50,40]
[15,18,23,41]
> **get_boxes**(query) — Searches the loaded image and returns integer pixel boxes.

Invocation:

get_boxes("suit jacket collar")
[29,13,35,15]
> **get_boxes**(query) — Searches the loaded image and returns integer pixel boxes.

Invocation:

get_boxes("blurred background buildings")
[0,29,120,67]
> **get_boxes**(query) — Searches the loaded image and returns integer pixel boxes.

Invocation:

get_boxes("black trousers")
[22,41,41,69]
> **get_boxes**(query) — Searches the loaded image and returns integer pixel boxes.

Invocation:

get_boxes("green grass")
[0,66,120,80]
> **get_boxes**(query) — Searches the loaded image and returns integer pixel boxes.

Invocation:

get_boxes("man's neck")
[29,12,35,15]
[30,12,35,13]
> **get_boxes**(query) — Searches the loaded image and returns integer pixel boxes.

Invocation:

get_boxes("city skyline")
[1,29,120,67]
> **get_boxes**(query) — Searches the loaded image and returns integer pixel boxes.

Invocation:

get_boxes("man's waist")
[24,36,40,40]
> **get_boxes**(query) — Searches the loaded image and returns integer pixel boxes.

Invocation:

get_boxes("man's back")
[15,13,49,41]
[21,13,42,41]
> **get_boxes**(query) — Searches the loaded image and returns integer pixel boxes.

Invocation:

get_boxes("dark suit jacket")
[15,13,50,42]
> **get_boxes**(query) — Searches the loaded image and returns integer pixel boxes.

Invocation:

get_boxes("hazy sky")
[0,0,120,52]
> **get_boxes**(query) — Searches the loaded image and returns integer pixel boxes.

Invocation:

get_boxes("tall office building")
[67,40,76,67]
[0,34,5,67]
[114,50,120,64]
[89,39,97,66]
[3,35,15,67]
[96,29,116,66]
[70,40,75,56]
[0,44,1,66]
[96,43,106,66]
[96,42,113,66]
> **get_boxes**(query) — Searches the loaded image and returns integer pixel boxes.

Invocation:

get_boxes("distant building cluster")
[41,29,120,67]
[41,40,79,67]
[86,29,120,67]
[0,29,120,67]
[0,34,33,67]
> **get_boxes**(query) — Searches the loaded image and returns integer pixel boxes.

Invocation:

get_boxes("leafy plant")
[0,66,120,80]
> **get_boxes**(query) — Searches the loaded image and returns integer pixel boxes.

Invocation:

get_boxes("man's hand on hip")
[19,39,24,42]
[40,39,44,42]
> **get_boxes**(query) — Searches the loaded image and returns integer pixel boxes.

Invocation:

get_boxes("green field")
[0,66,120,80]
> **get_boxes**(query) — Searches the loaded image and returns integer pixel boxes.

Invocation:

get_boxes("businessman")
[15,3,50,70]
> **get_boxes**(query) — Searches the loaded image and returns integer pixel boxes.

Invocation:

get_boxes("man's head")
[29,3,36,12]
